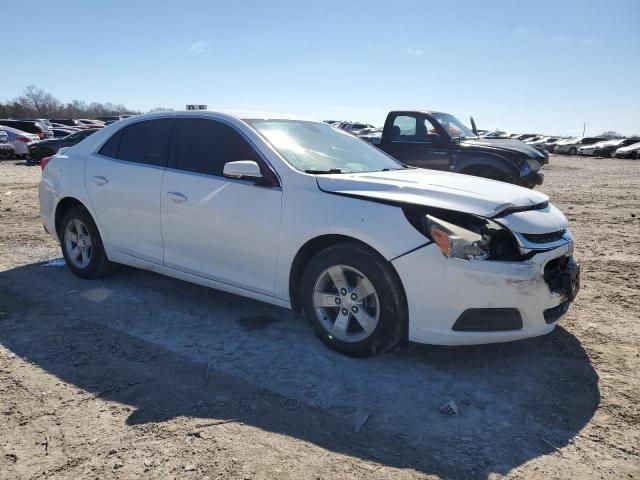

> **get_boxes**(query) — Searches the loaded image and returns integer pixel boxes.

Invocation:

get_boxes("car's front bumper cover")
[392,239,577,346]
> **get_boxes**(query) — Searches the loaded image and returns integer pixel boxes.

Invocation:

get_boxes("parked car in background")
[25,118,53,129]
[514,134,538,141]
[96,115,125,123]
[358,127,384,143]
[0,119,53,139]
[77,119,105,128]
[343,122,376,135]
[0,129,14,159]
[577,140,616,156]
[28,128,98,161]
[528,136,559,146]
[51,128,77,138]
[593,138,639,157]
[555,137,607,155]
[50,119,91,129]
[50,122,81,131]
[481,130,509,139]
[370,110,545,187]
[541,137,566,152]
[39,111,579,356]
[613,142,640,159]
[0,126,40,158]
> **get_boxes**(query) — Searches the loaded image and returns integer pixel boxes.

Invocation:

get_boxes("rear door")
[160,117,282,295]
[381,114,450,170]
[85,118,174,264]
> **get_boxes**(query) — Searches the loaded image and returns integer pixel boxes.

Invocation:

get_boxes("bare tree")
[1,86,140,119]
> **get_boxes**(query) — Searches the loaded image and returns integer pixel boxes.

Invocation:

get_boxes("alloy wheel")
[64,219,93,269]
[312,264,380,343]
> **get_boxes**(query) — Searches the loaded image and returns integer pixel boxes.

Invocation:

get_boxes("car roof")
[109,110,310,125]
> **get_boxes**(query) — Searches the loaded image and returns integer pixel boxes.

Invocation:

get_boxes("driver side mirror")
[223,160,263,180]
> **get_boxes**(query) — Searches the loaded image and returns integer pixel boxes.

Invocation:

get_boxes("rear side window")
[103,119,174,167]
[98,130,122,158]
[174,119,262,177]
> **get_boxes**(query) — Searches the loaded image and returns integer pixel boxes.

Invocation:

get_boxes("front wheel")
[300,243,407,357]
[60,206,114,279]
[569,147,577,155]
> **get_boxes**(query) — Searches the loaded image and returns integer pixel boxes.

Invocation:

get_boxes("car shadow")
[0,262,600,479]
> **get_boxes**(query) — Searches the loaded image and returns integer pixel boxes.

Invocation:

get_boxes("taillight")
[41,156,53,171]
[17,136,30,142]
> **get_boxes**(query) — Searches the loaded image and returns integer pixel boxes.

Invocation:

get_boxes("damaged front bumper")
[393,235,579,346]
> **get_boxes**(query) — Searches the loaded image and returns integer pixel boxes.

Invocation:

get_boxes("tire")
[300,242,407,357]
[569,147,577,156]
[59,206,114,279]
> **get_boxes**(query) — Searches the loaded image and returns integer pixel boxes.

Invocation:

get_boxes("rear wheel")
[569,147,577,155]
[300,243,407,356]
[60,206,114,279]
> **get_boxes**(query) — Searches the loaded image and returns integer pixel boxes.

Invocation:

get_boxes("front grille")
[522,230,565,244]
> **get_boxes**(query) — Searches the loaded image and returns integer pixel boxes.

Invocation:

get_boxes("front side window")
[106,119,174,167]
[174,119,262,177]
[247,120,402,173]
[431,113,476,139]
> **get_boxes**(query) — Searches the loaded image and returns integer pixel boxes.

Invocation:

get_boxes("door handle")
[92,176,108,186]
[166,192,187,203]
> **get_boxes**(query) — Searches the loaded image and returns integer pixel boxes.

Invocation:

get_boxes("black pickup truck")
[364,110,546,188]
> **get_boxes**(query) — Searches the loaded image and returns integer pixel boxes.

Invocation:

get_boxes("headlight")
[426,215,489,260]
[521,159,541,175]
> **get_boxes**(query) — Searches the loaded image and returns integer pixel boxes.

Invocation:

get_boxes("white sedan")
[39,111,580,356]
[0,126,40,157]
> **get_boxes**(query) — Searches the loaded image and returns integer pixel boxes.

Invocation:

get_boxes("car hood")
[460,138,545,159]
[316,168,548,218]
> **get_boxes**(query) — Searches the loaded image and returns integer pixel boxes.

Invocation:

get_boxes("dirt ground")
[0,155,638,480]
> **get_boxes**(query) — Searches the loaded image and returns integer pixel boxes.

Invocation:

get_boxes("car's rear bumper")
[393,241,577,346]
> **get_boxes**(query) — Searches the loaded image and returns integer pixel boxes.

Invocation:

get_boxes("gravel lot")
[0,155,638,479]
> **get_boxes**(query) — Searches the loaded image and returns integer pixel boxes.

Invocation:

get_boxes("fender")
[451,149,521,178]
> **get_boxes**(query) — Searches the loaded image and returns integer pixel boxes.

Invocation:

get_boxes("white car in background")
[39,111,580,356]
[613,142,640,159]
[577,140,614,156]
[0,126,40,158]
[555,136,607,155]
[0,129,14,159]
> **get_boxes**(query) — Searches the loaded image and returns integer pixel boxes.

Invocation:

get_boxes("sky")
[2,0,639,136]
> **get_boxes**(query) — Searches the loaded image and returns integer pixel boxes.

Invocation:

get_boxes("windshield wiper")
[304,168,344,174]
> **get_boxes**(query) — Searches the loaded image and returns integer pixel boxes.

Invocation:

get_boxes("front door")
[160,118,282,295]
